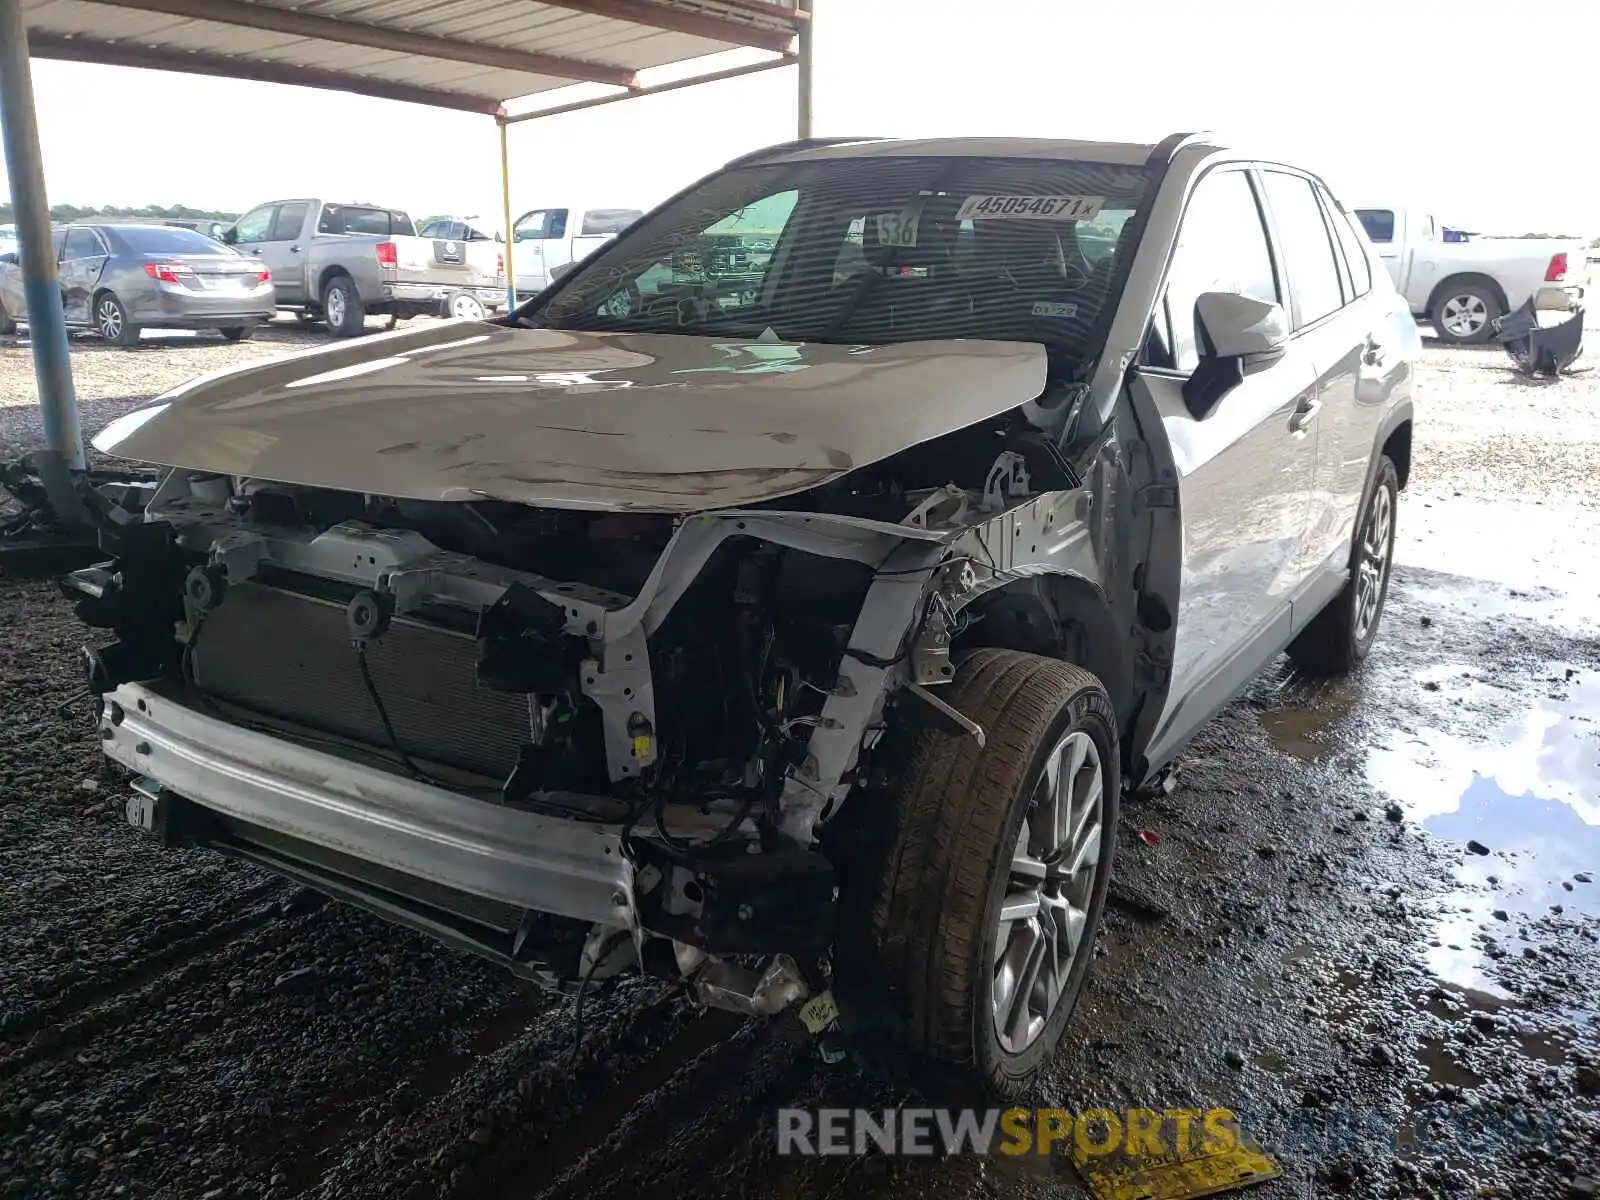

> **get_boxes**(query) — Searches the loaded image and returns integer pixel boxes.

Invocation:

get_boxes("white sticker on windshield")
[874,211,920,247]
[955,194,1105,221]
[1031,301,1078,318]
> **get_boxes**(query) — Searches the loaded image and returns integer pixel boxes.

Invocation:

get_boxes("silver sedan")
[0,223,276,346]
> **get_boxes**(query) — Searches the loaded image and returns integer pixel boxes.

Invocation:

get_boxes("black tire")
[219,325,253,342]
[94,292,140,346]
[835,648,1119,1099]
[0,299,15,336]
[1429,281,1501,344]
[321,275,365,337]
[1287,455,1399,675]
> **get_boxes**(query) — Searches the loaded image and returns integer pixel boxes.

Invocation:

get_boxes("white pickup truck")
[1353,205,1585,343]
[510,205,642,298]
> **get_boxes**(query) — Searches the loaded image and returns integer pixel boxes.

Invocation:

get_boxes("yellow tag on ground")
[1071,1108,1280,1200]
[798,990,839,1034]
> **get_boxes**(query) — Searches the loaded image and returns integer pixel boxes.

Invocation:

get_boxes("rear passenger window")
[1159,169,1279,372]
[62,228,102,260]
[1260,172,1345,329]
[272,202,309,241]
[1323,194,1372,298]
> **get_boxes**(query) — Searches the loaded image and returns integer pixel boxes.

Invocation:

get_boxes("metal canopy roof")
[22,0,804,115]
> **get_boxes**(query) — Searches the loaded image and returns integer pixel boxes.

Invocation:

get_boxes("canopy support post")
[0,0,87,527]
[497,116,518,312]
[795,2,813,139]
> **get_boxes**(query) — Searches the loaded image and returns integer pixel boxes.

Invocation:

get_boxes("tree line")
[0,203,239,223]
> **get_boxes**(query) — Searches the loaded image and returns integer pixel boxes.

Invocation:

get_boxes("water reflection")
[1364,666,1599,996]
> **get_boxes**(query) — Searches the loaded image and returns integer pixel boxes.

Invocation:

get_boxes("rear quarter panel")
[308,236,385,301]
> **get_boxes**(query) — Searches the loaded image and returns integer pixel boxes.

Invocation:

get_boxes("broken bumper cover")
[99,681,632,929]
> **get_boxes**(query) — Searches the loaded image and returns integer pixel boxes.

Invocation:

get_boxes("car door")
[254,202,311,303]
[511,208,568,293]
[1310,184,1411,584]
[1132,166,1320,730]
[1255,170,1378,608]
[58,227,110,326]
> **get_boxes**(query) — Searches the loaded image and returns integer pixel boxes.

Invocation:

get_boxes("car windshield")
[112,225,231,254]
[528,155,1149,367]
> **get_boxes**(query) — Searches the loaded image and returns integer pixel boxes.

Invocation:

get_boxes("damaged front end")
[63,449,1101,1017]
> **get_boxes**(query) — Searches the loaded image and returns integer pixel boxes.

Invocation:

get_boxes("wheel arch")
[316,264,354,303]
[1425,271,1508,322]
[1382,415,1412,491]
[953,573,1137,744]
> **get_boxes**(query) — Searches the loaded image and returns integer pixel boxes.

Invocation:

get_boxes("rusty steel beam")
[27,34,510,114]
[64,0,639,86]
[533,0,797,53]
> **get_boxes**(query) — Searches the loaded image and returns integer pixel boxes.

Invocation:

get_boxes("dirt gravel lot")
[1,314,1597,1200]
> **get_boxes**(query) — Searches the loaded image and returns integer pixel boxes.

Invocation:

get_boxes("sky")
[3,0,1597,237]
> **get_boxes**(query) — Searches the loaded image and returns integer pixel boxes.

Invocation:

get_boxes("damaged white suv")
[69,134,1418,1096]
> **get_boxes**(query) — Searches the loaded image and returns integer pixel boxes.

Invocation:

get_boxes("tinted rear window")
[318,206,414,236]
[111,225,229,254]
[1354,209,1395,243]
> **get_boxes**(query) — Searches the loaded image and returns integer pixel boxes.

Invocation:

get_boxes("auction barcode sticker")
[955,194,1105,221]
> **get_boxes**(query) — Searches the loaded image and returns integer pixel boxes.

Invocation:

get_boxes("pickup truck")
[1353,204,1584,343]
[510,205,642,298]
[223,199,506,335]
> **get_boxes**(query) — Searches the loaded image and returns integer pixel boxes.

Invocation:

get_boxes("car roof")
[747,134,1228,168]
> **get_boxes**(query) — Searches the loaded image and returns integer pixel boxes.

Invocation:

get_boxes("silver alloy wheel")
[1439,293,1488,339]
[992,728,1104,1055]
[450,293,486,321]
[1354,481,1394,642]
[325,285,346,328]
[97,298,123,341]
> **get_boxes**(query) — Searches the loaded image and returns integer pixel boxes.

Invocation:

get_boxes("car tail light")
[144,262,185,284]
[375,241,398,268]
[496,251,504,279]
[258,268,271,282]
[1545,252,1568,282]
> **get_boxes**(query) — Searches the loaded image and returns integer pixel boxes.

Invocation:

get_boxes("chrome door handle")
[289,245,301,253]
[1289,394,1321,432]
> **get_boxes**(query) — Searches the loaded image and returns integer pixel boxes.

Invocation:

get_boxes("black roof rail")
[723,136,884,169]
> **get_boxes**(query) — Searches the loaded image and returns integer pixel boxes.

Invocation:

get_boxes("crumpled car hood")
[94,321,1048,512]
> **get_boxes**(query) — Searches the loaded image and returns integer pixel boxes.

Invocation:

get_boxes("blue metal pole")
[0,0,87,525]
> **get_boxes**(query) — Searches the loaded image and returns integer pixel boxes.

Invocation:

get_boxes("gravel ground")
[1,316,1597,1200]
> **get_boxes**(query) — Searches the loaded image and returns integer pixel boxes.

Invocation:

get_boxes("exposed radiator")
[190,582,530,779]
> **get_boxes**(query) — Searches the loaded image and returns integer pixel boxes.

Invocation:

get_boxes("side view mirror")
[220,226,238,245]
[1182,291,1289,420]
[0,252,17,267]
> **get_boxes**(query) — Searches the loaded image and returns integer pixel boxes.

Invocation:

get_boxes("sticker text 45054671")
[955,195,1106,222]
